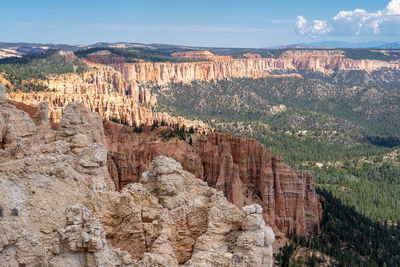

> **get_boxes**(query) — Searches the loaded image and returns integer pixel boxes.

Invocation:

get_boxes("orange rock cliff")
[112,50,400,84]
[105,123,322,237]
[7,65,209,132]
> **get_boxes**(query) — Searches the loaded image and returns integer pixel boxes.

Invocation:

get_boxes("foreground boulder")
[0,100,114,266]
[90,156,275,266]
[0,100,274,266]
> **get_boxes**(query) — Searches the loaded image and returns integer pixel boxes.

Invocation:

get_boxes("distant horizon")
[1,40,399,50]
[2,0,400,47]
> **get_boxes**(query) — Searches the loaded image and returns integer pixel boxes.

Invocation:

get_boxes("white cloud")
[296,0,400,37]
[296,16,332,36]
[387,0,400,15]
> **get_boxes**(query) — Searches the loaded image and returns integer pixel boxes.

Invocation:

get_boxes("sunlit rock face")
[113,50,400,85]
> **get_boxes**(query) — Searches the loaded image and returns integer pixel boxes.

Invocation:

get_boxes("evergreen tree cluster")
[308,189,400,266]
[275,189,400,266]
[310,160,400,223]
[75,47,195,63]
[0,50,87,93]
[108,117,196,143]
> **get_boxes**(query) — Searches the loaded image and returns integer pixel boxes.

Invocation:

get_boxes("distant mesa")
[243,52,261,59]
[171,50,233,61]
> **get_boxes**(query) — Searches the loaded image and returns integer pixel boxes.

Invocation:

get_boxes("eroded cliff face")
[6,65,210,132]
[0,100,275,267]
[112,50,400,84]
[8,90,209,133]
[40,66,156,105]
[105,123,322,238]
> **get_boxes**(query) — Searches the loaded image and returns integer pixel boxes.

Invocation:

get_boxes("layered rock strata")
[0,100,274,266]
[8,91,209,132]
[6,64,210,131]
[112,50,400,85]
[105,123,322,237]
[40,67,156,105]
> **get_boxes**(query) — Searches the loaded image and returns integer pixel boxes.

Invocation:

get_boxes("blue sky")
[1,0,399,47]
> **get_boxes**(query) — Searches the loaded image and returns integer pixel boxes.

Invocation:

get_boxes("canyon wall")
[41,67,156,105]
[112,50,400,84]
[8,91,209,132]
[105,123,322,237]
[6,65,211,132]
[6,66,216,150]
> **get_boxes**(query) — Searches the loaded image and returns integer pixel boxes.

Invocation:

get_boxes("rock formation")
[40,67,155,105]
[92,156,275,266]
[8,90,209,133]
[5,64,211,132]
[233,205,275,266]
[105,123,322,238]
[0,100,114,266]
[112,50,400,85]
[0,100,274,266]
[0,82,6,98]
